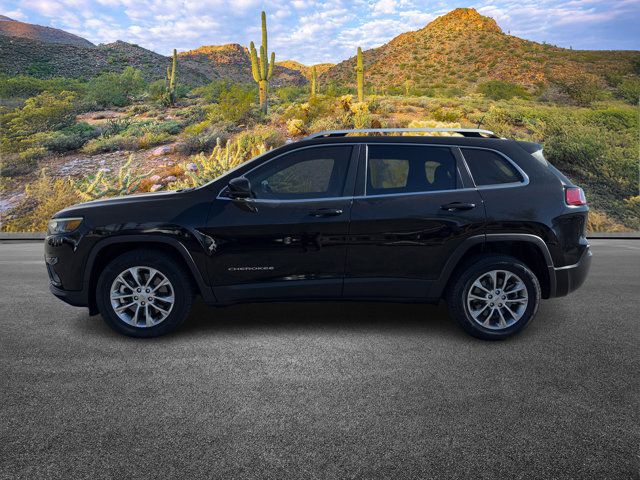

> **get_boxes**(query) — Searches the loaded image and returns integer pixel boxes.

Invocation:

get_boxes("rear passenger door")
[344,143,486,299]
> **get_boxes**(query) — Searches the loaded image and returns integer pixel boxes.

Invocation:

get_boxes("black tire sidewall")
[450,256,541,340]
[96,251,193,338]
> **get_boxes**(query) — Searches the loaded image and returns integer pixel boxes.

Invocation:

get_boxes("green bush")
[85,67,145,108]
[552,75,605,106]
[0,75,86,99]
[586,107,638,131]
[616,78,640,105]
[41,122,100,153]
[193,80,237,103]
[0,91,78,154]
[478,80,529,100]
[205,84,255,123]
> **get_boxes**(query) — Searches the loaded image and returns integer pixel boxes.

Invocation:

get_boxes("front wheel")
[446,255,541,340]
[96,250,194,337]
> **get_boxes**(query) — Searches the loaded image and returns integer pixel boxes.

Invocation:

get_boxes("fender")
[83,234,216,313]
[428,233,556,299]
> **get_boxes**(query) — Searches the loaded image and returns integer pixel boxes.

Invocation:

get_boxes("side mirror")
[228,177,253,200]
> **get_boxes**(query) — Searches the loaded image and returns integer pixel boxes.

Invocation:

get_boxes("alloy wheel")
[109,266,175,327]
[466,269,528,330]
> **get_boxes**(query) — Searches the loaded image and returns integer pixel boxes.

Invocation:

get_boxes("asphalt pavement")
[1,240,638,479]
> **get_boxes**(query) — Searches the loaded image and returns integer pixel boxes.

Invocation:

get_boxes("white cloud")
[4,0,638,62]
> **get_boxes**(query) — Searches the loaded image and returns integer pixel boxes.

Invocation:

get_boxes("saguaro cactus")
[310,65,317,97]
[249,11,275,114]
[356,47,364,102]
[166,49,178,106]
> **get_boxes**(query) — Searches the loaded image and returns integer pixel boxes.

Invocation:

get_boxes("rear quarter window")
[461,148,523,186]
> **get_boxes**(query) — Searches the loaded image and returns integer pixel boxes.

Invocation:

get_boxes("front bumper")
[552,245,592,297]
[49,283,89,308]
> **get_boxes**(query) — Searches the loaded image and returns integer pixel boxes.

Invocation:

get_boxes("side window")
[366,145,457,195]
[461,148,523,186]
[247,146,352,199]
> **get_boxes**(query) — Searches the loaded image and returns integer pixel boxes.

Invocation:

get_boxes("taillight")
[565,187,587,206]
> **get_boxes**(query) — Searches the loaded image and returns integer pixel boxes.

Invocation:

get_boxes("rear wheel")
[96,250,194,337]
[446,255,541,340]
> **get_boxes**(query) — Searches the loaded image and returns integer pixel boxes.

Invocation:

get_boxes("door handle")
[441,202,476,211]
[308,208,343,217]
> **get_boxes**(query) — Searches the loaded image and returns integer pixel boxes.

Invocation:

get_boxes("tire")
[96,249,194,337]
[446,254,541,340]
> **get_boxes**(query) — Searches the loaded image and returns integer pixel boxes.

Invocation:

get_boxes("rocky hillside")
[323,8,640,92]
[0,22,306,87]
[179,44,307,87]
[0,35,209,84]
[0,16,94,47]
[276,60,335,79]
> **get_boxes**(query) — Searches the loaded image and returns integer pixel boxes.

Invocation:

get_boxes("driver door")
[203,144,359,303]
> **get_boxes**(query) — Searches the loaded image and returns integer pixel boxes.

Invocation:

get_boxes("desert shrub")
[543,121,606,173]
[146,79,167,103]
[73,156,149,201]
[478,80,529,100]
[0,91,78,156]
[171,136,270,190]
[586,210,629,232]
[0,75,86,99]
[85,67,145,108]
[275,86,306,103]
[82,119,181,154]
[234,126,284,153]
[431,106,461,122]
[350,102,371,129]
[287,118,306,136]
[40,122,100,153]
[193,80,236,103]
[616,78,640,105]
[586,107,638,131]
[552,75,605,106]
[308,116,343,133]
[1,170,81,232]
[205,84,255,123]
[177,132,222,155]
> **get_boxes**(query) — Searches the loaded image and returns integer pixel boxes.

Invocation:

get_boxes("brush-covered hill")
[179,44,307,87]
[0,16,94,47]
[323,8,640,93]
[0,21,305,86]
[0,33,210,84]
[276,60,335,80]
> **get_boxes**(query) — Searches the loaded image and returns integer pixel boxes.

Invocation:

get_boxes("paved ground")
[0,240,638,480]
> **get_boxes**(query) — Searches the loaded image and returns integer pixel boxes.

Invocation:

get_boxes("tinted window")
[247,146,351,199]
[461,148,523,186]
[366,145,457,195]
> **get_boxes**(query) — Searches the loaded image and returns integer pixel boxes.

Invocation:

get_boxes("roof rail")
[304,128,500,140]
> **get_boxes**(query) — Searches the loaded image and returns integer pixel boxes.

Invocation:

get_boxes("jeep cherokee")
[45,128,592,339]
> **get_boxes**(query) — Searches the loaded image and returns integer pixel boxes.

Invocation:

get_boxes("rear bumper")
[552,245,592,297]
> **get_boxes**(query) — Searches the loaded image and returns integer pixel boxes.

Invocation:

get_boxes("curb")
[2,232,640,241]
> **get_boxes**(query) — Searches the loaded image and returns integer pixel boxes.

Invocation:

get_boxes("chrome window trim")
[216,142,529,202]
[216,143,358,201]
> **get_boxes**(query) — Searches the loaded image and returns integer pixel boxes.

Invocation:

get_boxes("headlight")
[47,217,83,235]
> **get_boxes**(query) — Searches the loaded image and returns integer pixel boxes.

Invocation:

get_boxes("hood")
[54,189,185,217]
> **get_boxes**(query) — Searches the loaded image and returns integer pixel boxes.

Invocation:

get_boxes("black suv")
[45,128,591,339]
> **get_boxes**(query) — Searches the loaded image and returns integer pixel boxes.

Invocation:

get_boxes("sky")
[1,0,639,64]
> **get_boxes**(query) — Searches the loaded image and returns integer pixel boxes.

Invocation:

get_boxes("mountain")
[276,60,335,80]
[322,8,640,92]
[179,44,307,87]
[0,17,94,47]
[0,35,210,84]
[0,21,306,87]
